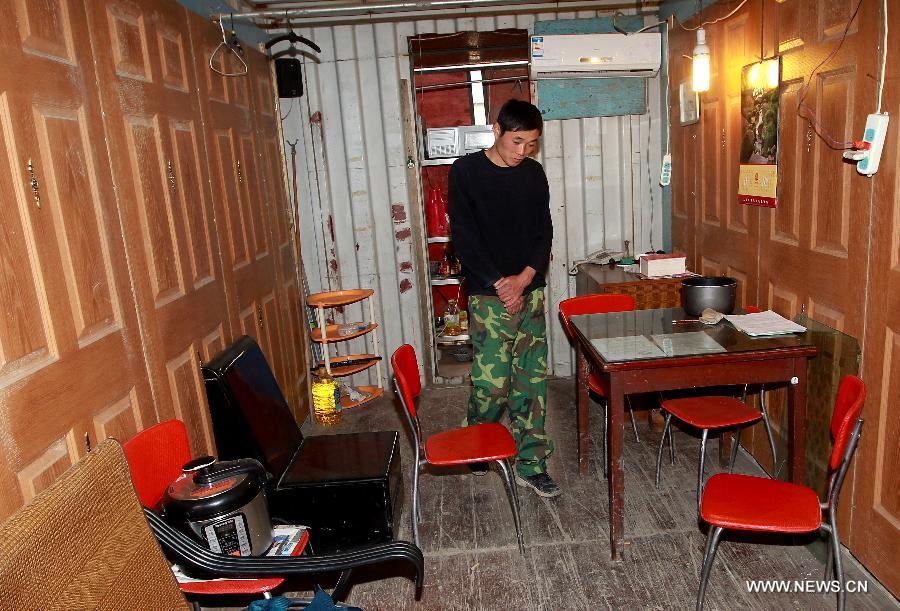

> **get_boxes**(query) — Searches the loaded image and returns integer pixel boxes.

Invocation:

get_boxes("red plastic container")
[426,188,448,237]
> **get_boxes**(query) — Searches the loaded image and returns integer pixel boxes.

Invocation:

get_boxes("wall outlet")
[856,113,889,176]
[659,153,671,186]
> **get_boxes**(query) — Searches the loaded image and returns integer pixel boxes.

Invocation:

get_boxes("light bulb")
[766,58,780,89]
[748,62,761,88]
[692,27,711,93]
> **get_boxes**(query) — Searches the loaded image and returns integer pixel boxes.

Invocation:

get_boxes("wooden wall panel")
[677,4,760,316]
[0,0,309,520]
[87,0,231,456]
[0,0,155,519]
[670,0,899,594]
[189,11,309,423]
[851,0,900,593]
[248,51,311,419]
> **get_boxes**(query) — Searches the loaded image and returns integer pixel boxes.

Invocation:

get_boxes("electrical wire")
[612,11,667,35]
[646,104,655,251]
[675,0,750,31]
[280,97,295,121]
[664,55,671,155]
[795,0,863,150]
[877,0,888,112]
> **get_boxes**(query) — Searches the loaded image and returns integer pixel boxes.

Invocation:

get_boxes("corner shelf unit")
[306,288,384,409]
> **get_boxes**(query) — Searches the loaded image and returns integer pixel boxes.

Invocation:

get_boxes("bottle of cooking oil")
[443,299,461,336]
[312,376,342,426]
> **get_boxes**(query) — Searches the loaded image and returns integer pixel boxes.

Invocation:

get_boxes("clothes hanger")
[209,15,248,77]
[264,14,321,53]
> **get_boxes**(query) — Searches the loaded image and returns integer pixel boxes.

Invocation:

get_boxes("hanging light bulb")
[766,58,780,89]
[692,27,711,93]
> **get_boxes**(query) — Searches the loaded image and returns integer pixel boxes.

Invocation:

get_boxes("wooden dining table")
[570,307,817,560]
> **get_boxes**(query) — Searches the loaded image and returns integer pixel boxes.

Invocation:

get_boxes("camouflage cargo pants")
[465,288,554,477]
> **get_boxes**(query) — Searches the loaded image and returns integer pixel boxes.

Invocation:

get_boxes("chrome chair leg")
[758,390,779,477]
[496,459,525,555]
[626,396,640,443]
[696,526,724,611]
[655,412,673,489]
[697,429,709,514]
[668,421,675,465]
[830,509,846,611]
[729,428,741,472]
[411,460,421,548]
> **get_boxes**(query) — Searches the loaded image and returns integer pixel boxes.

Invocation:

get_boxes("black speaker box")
[275,58,303,98]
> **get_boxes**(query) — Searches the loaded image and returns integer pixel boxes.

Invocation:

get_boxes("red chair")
[391,344,524,554]
[125,420,425,606]
[696,375,865,611]
[558,294,640,477]
[123,420,292,599]
[654,306,781,513]
[655,396,774,513]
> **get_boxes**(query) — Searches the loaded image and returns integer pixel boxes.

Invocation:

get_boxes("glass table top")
[571,308,816,365]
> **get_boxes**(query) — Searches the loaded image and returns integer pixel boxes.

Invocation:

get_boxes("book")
[639,253,686,278]
[266,525,309,557]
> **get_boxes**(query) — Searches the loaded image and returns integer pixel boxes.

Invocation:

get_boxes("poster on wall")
[738,58,781,207]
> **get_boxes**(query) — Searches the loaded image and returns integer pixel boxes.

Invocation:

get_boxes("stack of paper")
[724,310,807,336]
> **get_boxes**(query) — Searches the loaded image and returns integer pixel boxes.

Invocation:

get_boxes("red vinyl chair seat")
[700,473,821,533]
[662,396,763,429]
[587,371,606,397]
[424,423,518,466]
[180,576,282,596]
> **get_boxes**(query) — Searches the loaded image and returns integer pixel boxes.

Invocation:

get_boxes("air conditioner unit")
[530,33,661,79]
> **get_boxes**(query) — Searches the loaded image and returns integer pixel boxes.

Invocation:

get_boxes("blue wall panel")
[533,15,648,120]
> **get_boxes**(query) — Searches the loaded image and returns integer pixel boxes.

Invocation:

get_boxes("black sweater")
[447,150,552,296]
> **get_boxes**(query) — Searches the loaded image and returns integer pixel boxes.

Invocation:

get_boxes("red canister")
[426,188,448,237]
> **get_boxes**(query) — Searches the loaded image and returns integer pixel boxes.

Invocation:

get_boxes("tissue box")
[640,253,686,277]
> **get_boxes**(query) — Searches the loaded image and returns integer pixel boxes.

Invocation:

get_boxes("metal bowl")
[681,276,737,317]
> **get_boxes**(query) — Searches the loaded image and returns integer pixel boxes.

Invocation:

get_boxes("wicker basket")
[599,280,681,310]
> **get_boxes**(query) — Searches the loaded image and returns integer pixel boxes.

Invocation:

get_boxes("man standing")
[447,99,559,498]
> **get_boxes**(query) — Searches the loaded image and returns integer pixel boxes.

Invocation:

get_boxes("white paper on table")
[649,332,725,356]
[591,335,666,361]
[724,310,807,337]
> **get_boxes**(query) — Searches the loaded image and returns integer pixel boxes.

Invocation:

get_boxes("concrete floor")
[268,378,899,611]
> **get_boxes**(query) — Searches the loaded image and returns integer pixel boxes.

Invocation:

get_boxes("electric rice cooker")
[163,456,273,556]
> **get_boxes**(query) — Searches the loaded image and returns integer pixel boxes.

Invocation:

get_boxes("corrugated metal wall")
[279,8,664,383]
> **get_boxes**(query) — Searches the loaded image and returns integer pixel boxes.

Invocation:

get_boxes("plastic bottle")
[426,188,448,237]
[443,299,461,336]
[458,309,468,333]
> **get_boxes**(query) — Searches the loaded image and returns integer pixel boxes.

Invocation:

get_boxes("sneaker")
[469,462,489,476]
[515,472,561,498]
